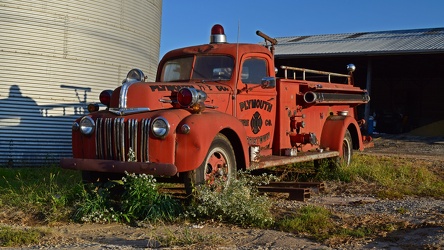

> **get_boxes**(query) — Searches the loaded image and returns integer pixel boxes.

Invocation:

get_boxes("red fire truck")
[61,24,369,193]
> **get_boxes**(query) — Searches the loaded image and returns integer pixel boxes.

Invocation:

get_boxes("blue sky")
[160,0,444,58]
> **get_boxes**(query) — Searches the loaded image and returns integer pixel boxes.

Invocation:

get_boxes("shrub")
[73,181,119,223]
[121,172,182,222]
[73,172,182,223]
[185,171,276,228]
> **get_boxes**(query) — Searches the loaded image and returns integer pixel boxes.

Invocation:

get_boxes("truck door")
[236,55,277,149]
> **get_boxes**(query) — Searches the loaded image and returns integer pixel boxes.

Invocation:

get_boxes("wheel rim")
[204,148,230,184]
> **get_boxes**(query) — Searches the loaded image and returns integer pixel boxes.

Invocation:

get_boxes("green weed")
[185,171,276,228]
[0,226,47,247]
[338,154,444,198]
[0,167,82,223]
[121,173,182,222]
[73,172,182,223]
[277,205,334,239]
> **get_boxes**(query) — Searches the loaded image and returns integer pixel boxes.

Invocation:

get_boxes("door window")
[241,58,268,84]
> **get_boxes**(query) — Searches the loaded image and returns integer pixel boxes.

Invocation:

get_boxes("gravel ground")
[4,134,444,250]
[16,195,443,250]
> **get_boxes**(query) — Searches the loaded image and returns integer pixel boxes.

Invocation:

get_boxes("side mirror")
[261,77,276,89]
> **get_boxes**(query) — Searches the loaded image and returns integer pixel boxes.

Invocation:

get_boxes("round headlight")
[151,117,170,138]
[123,68,145,84]
[79,116,95,135]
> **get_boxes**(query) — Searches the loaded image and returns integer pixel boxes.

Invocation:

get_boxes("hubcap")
[205,151,229,184]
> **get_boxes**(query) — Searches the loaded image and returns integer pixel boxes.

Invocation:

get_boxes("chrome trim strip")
[109,107,150,116]
[128,119,138,161]
[119,82,135,108]
[140,119,150,162]
[115,118,124,161]
[106,118,112,159]
[119,118,125,161]
[113,118,118,160]
[95,118,102,159]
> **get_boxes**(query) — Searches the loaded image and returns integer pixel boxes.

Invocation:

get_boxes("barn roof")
[273,27,444,58]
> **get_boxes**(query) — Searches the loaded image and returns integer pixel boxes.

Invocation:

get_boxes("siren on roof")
[210,24,227,44]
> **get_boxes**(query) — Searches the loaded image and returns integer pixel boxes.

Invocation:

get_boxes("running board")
[250,150,339,170]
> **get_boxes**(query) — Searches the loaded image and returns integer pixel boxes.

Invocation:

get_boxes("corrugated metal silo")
[0,0,162,166]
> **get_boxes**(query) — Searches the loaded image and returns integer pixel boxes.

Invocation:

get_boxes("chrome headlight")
[79,116,95,135]
[122,68,145,84]
[151,117,170,138]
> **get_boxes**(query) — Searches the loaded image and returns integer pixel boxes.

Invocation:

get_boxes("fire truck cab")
[61,24,369,192]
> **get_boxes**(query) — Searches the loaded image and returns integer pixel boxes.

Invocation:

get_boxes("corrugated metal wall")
[0,0,162,166]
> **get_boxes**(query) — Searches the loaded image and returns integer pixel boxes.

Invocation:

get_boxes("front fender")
[320,115,363,155]
[175,110,249,172]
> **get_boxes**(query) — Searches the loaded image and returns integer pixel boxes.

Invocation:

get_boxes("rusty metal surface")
[258,181,326,201]
[60,158,177,176]
[251,151,339,170]
[267,182,325,192]
[258,186,311,201]
[281,65,351,83]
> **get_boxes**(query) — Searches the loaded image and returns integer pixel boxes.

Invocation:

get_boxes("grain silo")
[0,0,162,166]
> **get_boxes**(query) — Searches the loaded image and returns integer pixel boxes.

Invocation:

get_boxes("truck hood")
[108,81,233,115]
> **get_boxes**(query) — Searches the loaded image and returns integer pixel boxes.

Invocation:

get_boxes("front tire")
[183,133,236,195]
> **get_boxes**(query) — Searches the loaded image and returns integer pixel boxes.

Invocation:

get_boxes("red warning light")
[211,24,224,35]
[210,24,227,44]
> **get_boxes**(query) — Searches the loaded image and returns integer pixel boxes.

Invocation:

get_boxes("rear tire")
[314,129,353,171]
[341,129,353,166]
[183,133,236,196]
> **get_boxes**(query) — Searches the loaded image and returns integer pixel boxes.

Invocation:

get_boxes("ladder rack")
[280,65,352,84]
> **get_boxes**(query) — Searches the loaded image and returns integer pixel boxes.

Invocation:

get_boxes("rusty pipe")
[256,30,278,45]
[303,91,370,104]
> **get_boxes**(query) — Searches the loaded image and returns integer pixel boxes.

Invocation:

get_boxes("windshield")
[161,55,234,82]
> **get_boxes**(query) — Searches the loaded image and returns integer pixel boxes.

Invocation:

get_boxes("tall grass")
[335,154,444,198]
[0,166,83,223]
[277,205,334,237]
[291,154,444,198]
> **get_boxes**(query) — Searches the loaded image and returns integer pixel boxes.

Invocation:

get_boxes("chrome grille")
[95,118,150,162]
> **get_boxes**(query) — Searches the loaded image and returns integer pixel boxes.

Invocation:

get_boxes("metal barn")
[0,0,162,166]
[273,28,444,135]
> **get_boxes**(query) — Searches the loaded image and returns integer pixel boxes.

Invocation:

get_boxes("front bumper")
[60,158,178,176]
